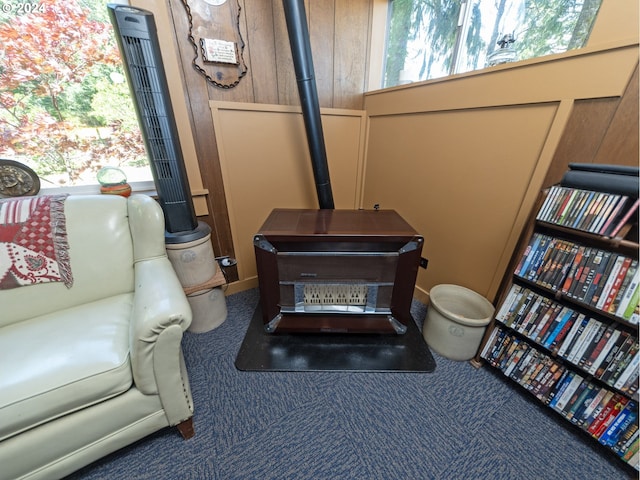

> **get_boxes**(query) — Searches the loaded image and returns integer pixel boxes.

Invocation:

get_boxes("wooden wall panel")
[309,0,336,106]
[542,98,619,187]
[163,0,373,279]
[334,0,371,109]
[543,62,639,187]
[243,2,278,104]
[272,0,299,106]
[211,103,367,292]
[594,64,639,166]
[363,104,559,302]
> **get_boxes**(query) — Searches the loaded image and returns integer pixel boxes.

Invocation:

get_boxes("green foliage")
[384,0,602,87]
[463,3,485,71]
[517,1,576,59]
[384,0,461,86]
[385,0,413,87]
[0,0,147,186]
[90,74,141,132]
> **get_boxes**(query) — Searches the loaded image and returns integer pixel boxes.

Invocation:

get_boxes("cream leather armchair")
[0,194,194,480]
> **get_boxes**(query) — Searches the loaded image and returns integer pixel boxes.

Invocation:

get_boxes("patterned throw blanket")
[0,195,73,290]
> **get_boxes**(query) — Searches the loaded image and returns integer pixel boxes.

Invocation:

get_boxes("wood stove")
[251,2,424,336]
[254,208,424,334]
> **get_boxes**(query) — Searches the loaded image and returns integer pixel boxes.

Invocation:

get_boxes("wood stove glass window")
[277,251,398,315]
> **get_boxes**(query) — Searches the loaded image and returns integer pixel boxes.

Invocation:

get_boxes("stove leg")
[265,314,283,333]
[388,316,407,334]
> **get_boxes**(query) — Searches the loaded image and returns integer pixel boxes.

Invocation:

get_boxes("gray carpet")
[68,289,632,479]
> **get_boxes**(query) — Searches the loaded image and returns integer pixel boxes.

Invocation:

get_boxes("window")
[383,0,602,88]
[0,0,151,190]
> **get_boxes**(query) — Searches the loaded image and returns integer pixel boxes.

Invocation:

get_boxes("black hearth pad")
[234,305,436,373]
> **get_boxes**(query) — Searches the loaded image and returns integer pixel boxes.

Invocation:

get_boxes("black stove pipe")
[282,0,334,209]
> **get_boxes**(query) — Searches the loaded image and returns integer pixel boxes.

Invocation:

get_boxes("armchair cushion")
[0,293,133,442]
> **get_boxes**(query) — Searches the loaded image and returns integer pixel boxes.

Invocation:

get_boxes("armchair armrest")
[130,257,194,424]
[126,194,194,424]
[130,257,192,393]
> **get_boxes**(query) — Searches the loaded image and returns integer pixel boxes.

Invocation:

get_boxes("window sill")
[35,183,211,216]
[39,180,157,197]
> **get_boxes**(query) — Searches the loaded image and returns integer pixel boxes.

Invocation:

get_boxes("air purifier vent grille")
[109,4,197,233]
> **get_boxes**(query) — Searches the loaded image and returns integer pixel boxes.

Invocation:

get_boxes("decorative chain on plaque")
[179,0,248,89]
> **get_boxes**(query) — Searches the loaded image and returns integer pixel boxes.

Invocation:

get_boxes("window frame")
[375,0,603,90]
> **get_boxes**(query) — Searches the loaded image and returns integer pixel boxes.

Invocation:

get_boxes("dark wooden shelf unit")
[475,185,640,472]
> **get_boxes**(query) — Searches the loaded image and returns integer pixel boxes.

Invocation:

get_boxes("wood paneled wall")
[543,64,639,187]
[362,44,639,304]
[164,0,374,279]
[210,102,367,293]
